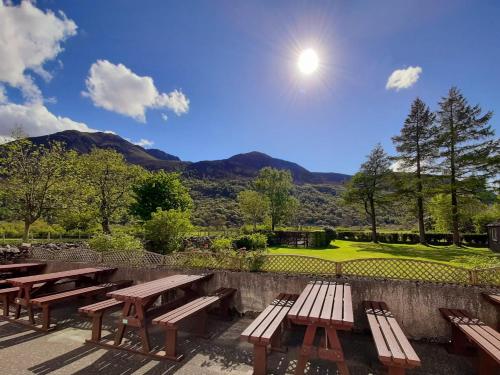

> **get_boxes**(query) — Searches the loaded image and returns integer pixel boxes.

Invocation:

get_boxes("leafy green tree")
[254,167,297,230]
[343,144,392,242]
[130,171,192,221]
[433,87,498,245]
[237,190,269,230]
[144,209,193,254]
[392,98,437,244]
[473,198,500,233]
[78,148,145,234]
[428,193,485,233]
[0,136,73,240]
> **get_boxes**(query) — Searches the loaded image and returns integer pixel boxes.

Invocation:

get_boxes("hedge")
[336,231,488,247]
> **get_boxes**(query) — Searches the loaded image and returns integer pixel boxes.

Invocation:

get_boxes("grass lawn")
[269,240,500,269]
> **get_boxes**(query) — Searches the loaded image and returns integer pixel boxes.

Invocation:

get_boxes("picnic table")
[102,273,213,356]
[0,263,45,279]
[288,281,353,375]
[6,267,116,324]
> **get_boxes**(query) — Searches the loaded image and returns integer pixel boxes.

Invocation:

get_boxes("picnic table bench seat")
[241,293,298,375]
[364,301,421,375]
[29,280,132,331]
[79,298,127,342]
[153,287,236,360]
[440,308,500,374]
[1,283,45,317]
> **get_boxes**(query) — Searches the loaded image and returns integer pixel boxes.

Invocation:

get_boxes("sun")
[297,48,319,75]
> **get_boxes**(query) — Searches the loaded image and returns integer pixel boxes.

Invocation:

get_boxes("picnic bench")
[0,283,44,317]
[0,263,45,279]
[364,301,421,375]
[30,280,132,331]
[4,267,116,329]
[90,273,213,357]
[288,281,353,375]
[153,287,236,360]
[241,294,298,375]
[79,299,125,342]
[440,308,500,374]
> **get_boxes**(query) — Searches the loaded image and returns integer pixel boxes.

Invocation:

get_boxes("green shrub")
[88,233,143,252]
[235,233,267,250]
[144,209,193,254]
[212,237,234,253]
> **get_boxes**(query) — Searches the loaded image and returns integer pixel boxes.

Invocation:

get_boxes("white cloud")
[0,1,77,102]
[0,135,14,145]
[161,113,168,122]
[134,138,154,148]
[83,60,189,122]
[0,85,6,103]
[0,102,94,137]
[386,66,422,91]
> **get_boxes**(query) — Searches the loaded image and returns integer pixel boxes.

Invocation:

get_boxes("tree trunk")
[415,161,426,244]
[101,217,111,234]
[369,198,378,243]
[23,220,31,242]
[450,184,460,246]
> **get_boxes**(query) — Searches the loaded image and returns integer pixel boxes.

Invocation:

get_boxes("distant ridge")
[13,130,350,184]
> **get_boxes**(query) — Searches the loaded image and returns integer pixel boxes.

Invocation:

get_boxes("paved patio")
[0,305,475,375]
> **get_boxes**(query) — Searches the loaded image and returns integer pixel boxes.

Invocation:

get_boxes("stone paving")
[0,305,475,375]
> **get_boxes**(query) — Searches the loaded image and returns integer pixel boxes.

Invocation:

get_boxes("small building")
[487,222,500,252]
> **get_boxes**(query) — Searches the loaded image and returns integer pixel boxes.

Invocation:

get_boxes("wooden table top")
[0,263,45,272]
[107,273,212,302]
[484,293,500,306]
[288,281,353,327]
[7,267,115,286]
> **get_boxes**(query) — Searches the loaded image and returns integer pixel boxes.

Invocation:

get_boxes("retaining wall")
[35,260,499,341]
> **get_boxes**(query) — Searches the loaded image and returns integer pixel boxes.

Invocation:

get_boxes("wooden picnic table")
[104,273,213,356]
[6,267,116,322]
[288,281,354,375]
[0,263,45,274]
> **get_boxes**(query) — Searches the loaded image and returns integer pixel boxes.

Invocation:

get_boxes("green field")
[269,240,500,269]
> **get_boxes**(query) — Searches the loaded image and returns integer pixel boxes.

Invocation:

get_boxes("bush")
[88,233,143,252]
[211,237,234,253]
[235,233,268,250]
[144,209,193,254]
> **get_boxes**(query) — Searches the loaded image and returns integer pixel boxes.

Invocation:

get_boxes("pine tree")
[434,87,498,245]
[344,144,392,242]
[392,98,437,244]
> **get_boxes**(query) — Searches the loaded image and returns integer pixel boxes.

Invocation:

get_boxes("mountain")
[15,130,350,184]
[184,151,350,184]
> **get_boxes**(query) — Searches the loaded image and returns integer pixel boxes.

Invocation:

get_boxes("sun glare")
[297,48,319,75]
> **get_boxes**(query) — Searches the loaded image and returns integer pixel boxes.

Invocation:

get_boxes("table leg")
[115,301,132,346]
[135,303,151,353]
[295,325,317,375]
[324,327,349,375]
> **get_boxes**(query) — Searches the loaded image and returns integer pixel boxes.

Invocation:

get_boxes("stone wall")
[34,260,499,341]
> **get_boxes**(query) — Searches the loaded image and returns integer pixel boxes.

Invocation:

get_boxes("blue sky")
[0,0,499,174]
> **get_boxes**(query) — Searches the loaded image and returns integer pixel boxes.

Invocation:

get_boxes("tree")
[0,136,72,240]
[343,144,392,242]
[428,193,485,233]
[237,190,269,230]
[144,209,193,254]
[78,148,145,234]
[130,171,192,221]
[254,167,297,230]
[392,98,437,244]
[433,87,498,245]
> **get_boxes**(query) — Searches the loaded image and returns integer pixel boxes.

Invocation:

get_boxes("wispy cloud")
[83,60,189,122]
[386,66,422,91]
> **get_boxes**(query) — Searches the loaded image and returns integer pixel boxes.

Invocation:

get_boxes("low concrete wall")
[36,260,499,341]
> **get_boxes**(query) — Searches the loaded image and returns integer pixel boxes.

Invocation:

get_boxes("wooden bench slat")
[288,283,314,319]
[460,324,500,363]
[156,296,220,325]
[31,285,105,305]
[260,295,297,342]
[297,282,322,320]
[249,294,294,342]
[332,284,344,323]
[0,282,45,295]
[319,283,336,324]
[343,284,354,325]
[79,299,122,314]
[309,283,328,321]
[468,324,500,352]
[385,312,420,365]
[365,302,393,363]
[372,302,407,364]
